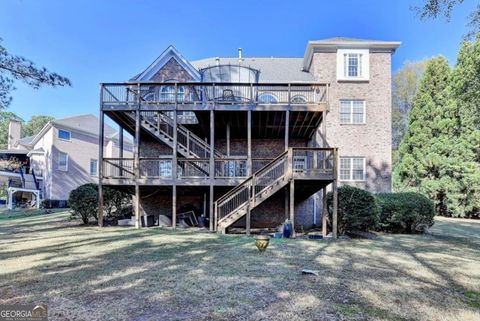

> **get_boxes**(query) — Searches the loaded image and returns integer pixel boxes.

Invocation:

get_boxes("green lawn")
[0,211,479,321]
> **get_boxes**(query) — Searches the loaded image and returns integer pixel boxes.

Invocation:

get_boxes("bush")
[326,185,379,235]
[376,192,435,233]
[103,187,131,218]
[68,184,98,224]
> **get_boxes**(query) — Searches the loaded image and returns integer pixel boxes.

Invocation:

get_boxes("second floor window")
[339,157,365,181]
[160,86,185,102]
[58,129,71,141]
[90,159,98,176]
[58,152,68,171]
[340,100,365,124]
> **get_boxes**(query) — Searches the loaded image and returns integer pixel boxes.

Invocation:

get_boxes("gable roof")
[17,114,118,149]
[131,45,201,82]
[52,114,117,138]
[191,57,315,83]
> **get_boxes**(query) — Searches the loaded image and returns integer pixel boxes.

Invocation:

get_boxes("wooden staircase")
[214,147,338,233]
[126,111,223,159]
[215,150,291,233]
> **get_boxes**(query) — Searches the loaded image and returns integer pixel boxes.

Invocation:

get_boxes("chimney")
[8,118,22,150]
[238,48,243,62]
[215,57,220,66]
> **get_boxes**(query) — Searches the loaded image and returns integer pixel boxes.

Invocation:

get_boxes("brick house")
[99,37,400,237]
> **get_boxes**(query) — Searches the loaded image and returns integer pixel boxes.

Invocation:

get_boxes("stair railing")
[215,150,290,229]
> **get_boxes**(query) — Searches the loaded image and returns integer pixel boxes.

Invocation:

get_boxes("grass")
[0,211,479,321]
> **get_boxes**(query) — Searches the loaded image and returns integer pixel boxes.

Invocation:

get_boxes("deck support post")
[332,148,338,239]
[134,83,141,229]
[209,109,215,231]
[284,110,289,151]
[172,185,177,229]
[226,121,230,156]
[209,185,214,231]
[98,99,104,227]
[322,110,327,147]
[284,187,288,220]
[289,179,295,238]
[246,204,251,235]
[172,85,178,229]
[247,110,252,176]
[322,187,328,237]
[118,125,124,177]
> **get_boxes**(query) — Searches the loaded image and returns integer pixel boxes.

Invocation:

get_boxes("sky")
[0,0,476,122]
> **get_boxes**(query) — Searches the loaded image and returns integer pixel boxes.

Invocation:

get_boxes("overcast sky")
[0,0,476,121]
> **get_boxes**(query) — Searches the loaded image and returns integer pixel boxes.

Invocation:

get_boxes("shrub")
[376,192,435,233]
[326,185,379,235]
[41,199,68,208]
[103,187,131,218]
[68,184,98,224]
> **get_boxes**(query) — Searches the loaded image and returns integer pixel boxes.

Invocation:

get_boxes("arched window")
[160,85,185,102]
[143,92,155,102]
[258,93,278,103]
[291,95,307,103]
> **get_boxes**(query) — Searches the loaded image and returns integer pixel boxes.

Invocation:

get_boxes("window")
[58,129,71,141]
[291,95,307,103]
[258,93,278,103]
[90,159,98,176]
[293,156,307,172]
[337,49,369,81]
[58,152,68,171]
[160,85,185,102]
[340,100,365,124]
[339,157,365,181]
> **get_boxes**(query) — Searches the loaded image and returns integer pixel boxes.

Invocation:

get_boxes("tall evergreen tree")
[394,57,452,214]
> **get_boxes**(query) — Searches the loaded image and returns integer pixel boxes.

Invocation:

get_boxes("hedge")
[376,192,435,233]
[326,185,379,235]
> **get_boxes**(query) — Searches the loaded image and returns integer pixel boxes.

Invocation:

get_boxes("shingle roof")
[191,57,315,83]
[16,135,35,146]
[52,114,117,138]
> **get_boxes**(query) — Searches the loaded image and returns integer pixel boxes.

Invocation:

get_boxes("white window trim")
[339,157,366,182]
[340,100,366,124]
[337,49,370,81]
[58,129,71,141]
[58,152,69,171]
[90,159,98,176]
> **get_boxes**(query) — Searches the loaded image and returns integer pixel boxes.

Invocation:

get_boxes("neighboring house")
[0,114,132,208]
[99,37,400,236]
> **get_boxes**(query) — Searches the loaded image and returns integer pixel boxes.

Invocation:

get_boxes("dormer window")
[337,49,369,81]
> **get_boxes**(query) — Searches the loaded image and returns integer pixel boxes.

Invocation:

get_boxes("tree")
[392,60,428,150]
[413,0,480,39]
[0,111,21,149]
[0,38,71,109]
[394,51,480,218]
[394,57,451,214]
[23,115,54,137]
[445,39,480,216]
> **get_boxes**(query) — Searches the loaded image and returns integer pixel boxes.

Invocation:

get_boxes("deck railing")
[101,82,328,106]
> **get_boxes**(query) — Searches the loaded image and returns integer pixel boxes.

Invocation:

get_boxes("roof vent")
[238,48,243,62]
[215,57,220,66]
